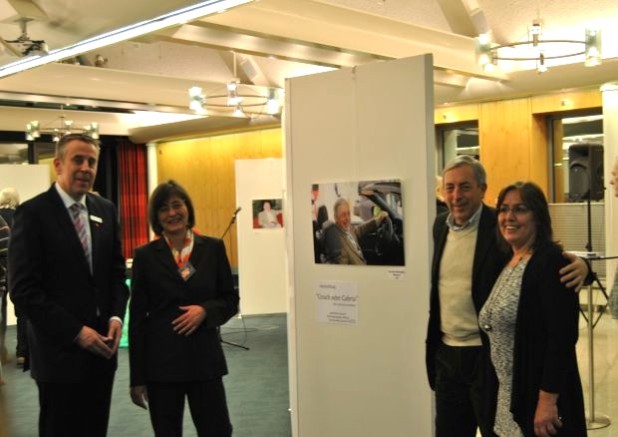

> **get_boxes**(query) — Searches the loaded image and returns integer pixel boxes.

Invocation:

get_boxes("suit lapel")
[432,220,449,281]
[86,195,103,274]
[338,227,364,262]
[472,205,494,285]
[152,237,181,277]
[189,235,206,269]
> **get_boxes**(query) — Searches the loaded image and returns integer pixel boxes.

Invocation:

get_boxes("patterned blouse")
[479,259,529,437]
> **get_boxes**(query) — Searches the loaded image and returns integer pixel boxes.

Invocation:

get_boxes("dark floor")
[1,313,292,437]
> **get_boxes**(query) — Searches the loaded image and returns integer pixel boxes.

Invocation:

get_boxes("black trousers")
[434,342,497,437]
[147,378,232,437]
[15,314,28,357]
[37,372,114,437]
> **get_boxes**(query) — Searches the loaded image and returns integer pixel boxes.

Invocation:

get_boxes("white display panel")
[285,55,435,436]
[235,159,287,315]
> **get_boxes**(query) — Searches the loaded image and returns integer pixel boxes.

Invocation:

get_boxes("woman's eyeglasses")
[498,204,530,215]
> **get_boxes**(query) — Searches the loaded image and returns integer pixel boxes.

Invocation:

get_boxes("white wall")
[235,159,287,315]
[285,55,435,437]
[0,164,51,325]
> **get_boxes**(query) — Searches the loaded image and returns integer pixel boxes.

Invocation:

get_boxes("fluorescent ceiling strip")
[0,0,253,79]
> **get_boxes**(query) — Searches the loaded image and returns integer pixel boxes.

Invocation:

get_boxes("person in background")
[129,180,239,437]
[426,156,589,437]
[0,187,24,366]
[479,182,586,436]
[322,198,388,265]
[9,134,129,437]
[0,214,8,376]
[436,175,449,216]
[257,200,281,228]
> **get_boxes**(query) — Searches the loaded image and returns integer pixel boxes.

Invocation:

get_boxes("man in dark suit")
[425,156,588,437]
[9,133,129,437]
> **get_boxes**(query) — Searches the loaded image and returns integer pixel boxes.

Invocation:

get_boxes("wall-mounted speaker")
[568,143,604,202]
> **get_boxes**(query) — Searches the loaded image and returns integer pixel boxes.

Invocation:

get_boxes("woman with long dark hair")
[479,182,586,436]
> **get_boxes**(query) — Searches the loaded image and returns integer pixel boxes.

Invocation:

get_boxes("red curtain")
[117,140,149,260]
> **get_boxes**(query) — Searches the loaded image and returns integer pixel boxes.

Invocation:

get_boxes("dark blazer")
[129,234,239,386]
[8,186,129,382]
[511,242,586,436]
[425,205,506,424]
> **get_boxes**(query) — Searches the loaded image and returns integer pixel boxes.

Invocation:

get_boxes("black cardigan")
[510,242,586,436]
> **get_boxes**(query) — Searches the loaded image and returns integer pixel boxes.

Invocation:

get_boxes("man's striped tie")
[70,203,91,267]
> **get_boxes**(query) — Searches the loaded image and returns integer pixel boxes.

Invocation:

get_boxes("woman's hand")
[534,390,562,436]
[172,305,206,336]
[130,385,148,410]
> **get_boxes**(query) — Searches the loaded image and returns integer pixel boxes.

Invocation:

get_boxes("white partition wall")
[285,55,435,436]
[235,159,287,315]
[0,164,50,325]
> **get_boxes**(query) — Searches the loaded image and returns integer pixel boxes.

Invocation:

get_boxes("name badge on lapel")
[90,215,103,224]
[179,261,196,281]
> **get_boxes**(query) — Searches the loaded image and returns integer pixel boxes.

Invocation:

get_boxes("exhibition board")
[285,55,435,436]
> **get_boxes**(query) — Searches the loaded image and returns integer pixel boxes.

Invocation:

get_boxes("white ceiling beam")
[201,0,507,81]
[435,0,478,37]
[164,22,385,69]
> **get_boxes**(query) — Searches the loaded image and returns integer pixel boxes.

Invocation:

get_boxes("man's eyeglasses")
[498,204,530,215]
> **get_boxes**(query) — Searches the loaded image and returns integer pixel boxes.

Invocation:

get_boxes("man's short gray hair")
[442,155,487,186]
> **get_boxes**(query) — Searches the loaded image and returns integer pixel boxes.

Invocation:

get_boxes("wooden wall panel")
[435,103,479,125]
[479,98,534,205]
[156,128,282,267]
[531,88,602,114]
[552,120,566,202]
[529,114,549,194]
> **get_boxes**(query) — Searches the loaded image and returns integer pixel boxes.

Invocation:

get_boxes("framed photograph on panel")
[311,180,404,266]
[252,198,283,229]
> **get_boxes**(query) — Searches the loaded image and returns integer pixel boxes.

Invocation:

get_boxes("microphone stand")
[219,208,249,351]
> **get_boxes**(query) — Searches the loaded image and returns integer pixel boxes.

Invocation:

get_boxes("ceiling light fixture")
[188,53,282,117]
[189,83,282,117]
[476,19,602,73]
[26,108,99,142]
[0,0,254,78]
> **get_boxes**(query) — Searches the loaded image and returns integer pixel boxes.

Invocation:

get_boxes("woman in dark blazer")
[479,182,586,437]
[129,180,239,437]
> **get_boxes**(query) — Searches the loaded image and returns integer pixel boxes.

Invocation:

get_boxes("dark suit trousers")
[434,343,497,437]
[37,372,114,437]
[147,378,232,437]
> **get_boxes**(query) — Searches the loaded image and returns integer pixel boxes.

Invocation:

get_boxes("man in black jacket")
[426,156,588,437]
[9,134,129,437]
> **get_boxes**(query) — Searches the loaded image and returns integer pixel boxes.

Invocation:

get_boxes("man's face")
[335,202,351,231]
[443,164,486,225]
[610,161,618,197]
[54,139,99,200]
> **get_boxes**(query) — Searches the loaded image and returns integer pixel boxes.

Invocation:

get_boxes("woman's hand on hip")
[172,305,206,336]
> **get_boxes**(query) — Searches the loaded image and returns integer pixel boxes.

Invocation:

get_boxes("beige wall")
[156,128,282,267]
